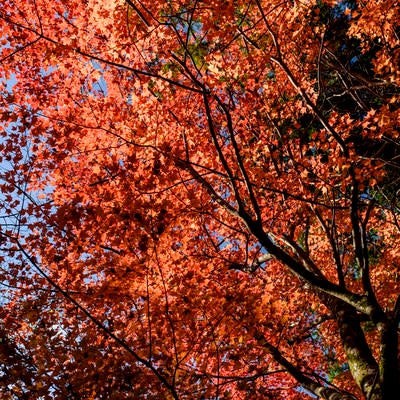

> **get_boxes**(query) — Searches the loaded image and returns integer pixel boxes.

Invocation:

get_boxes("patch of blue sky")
[89,59,108,97]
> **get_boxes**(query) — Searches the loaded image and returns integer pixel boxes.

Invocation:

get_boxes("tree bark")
[327,298,382,400]
[379,318,399,400]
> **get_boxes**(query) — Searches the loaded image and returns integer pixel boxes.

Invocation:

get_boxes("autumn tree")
[0,0,399,399]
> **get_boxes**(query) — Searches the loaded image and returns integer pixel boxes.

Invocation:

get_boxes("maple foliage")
[0,0,399,399]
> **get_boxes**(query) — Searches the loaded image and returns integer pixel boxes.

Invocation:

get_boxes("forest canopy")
[0,0,399,399]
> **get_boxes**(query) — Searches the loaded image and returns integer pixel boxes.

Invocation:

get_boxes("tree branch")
[255,332,358,400]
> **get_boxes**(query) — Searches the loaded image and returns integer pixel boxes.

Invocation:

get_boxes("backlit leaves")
[0,0,399,399]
